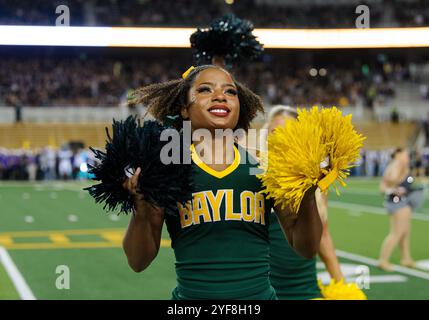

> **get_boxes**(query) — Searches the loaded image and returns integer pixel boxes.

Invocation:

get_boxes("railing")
[0,106,130,123]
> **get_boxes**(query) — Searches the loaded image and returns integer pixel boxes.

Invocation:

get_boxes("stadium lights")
[0,25,429,48]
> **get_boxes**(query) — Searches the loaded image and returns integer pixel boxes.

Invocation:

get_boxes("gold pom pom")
[318,278,368,300]
[258,106,365,213]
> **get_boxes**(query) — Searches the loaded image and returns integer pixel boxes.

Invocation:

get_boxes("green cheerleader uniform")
[269,213,322,299]
[165,144,276,300]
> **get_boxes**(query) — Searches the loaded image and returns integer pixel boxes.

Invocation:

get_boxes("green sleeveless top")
[165,144,276,300]
[269,213,322,299]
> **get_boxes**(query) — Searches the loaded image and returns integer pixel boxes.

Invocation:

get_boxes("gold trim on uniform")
[190,144,241,179]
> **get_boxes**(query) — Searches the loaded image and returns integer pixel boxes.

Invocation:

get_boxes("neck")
[193,134,236,166]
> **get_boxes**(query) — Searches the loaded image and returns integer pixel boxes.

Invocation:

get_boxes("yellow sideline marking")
[4,239,172,250]
[101,231,123,243]
[0,228,171,250]
[0,228,124,238]
[6,242,122,250]
[49,233,70,244]
[0,235,13,246]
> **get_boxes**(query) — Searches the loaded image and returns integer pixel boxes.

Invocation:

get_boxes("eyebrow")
[198,82,237,88]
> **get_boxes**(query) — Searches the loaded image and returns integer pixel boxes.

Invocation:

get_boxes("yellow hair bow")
[182,66,195,79]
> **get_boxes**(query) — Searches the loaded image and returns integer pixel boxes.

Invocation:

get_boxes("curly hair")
[128,65,264,131]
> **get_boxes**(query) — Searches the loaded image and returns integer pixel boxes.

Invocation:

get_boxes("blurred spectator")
[39,147,57,180]
[58,146,73,180]
[419,84,429,100]
[365,150,380,177]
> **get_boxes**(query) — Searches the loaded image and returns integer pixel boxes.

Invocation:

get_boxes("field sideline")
[0,178,428,300]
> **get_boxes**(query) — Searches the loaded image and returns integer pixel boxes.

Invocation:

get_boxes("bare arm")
[275,186,323,259]
[122,168,165,272]
[318,221,343,282]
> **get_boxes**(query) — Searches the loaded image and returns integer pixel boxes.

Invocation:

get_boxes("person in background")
[261,105,365,299]
[379,148,421,271]
[58,145,73,180]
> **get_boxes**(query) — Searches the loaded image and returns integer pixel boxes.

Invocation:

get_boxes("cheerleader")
[121,65,323,299]
[262,105,366,300]
[378,148,425,271]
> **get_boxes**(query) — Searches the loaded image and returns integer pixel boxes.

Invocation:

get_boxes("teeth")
[209,109,227,113]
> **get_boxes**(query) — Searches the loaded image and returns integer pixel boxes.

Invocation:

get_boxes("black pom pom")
[84,116,194,215]
[190,13,264,67]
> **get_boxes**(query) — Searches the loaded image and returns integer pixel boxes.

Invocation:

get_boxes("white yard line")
[336,249,429,281]
[330,201,429,221]
[0,246,36,300]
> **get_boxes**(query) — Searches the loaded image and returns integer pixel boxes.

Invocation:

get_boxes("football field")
[0,178,428,300]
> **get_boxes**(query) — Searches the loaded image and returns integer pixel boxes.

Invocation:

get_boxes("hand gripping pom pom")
[258,106,365,213]
[84,115,195,215]
[318,278,368,300]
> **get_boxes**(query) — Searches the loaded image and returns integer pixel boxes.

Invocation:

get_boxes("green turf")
[67,234,105,242]
[329,206,429,263]
[0,179,428,300]
[0,259,20,300]
[8,247,176,299]
[13,237,52,244]
[0,182,128,232]
[318,256,429,300]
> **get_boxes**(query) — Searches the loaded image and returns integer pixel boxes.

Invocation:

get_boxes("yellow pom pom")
[258,106,365,213]
[318,278,368,300]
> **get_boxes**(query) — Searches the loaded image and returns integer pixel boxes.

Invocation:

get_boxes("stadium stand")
[0,0,426,28]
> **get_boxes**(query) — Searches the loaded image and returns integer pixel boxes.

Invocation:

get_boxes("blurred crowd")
[0,145,96,181]
[0,55,408,108]
[393,0,429,27]
[352,147,429,177]
[1,0,427,28]
[1,145,428,181]
[0,57,181,107]
[243,61,400,109]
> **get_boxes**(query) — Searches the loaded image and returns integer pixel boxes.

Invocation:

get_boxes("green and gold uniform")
[165,144,276,300]
[269,214,322,299]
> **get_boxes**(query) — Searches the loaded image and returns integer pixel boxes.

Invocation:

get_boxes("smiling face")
[181,68,240,132]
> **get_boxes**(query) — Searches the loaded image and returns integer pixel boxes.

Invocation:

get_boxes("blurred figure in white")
[58,145,73,180]
[39,147,57,180]
[26,150,37,181]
